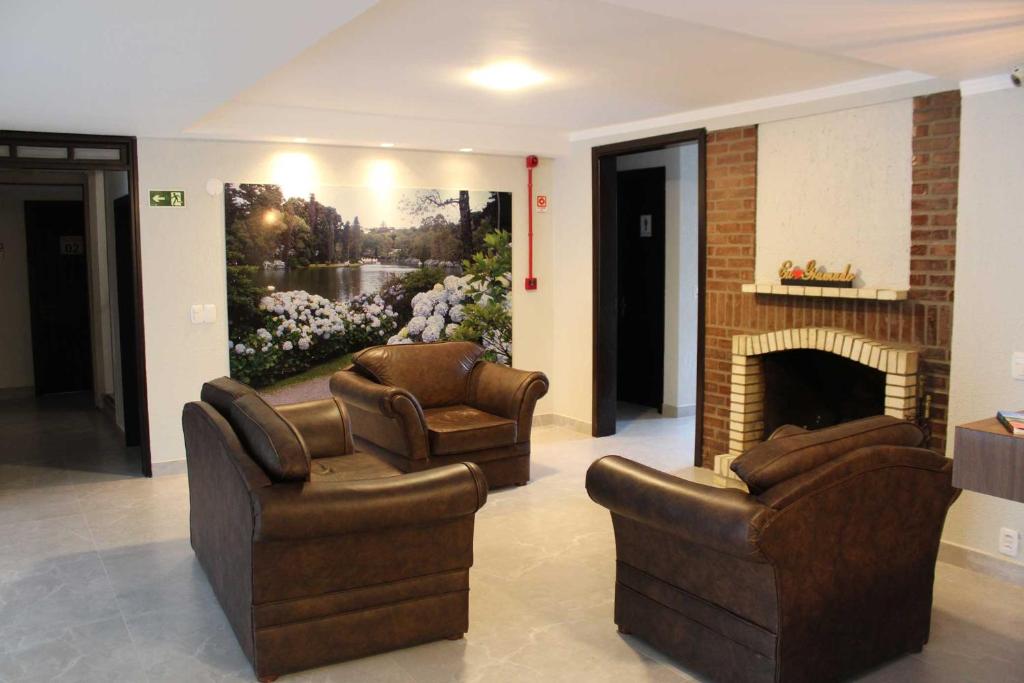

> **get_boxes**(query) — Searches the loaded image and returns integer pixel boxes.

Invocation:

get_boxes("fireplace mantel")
[740,283,909,301]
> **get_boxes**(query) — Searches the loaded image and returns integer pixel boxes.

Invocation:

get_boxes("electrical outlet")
[999,527,1020,557]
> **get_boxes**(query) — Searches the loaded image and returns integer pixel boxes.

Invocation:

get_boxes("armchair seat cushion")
[423,405,517,456]
[310,453,402,483]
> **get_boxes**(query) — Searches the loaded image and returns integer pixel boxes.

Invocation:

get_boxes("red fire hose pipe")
[525,155,538,290]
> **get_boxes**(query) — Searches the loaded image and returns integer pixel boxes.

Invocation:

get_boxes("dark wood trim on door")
[591,128,707,466]
[0,130,152,476]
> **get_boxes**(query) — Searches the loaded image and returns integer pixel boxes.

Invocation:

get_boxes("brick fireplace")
[716,328,920,476]
[702,91,959,465]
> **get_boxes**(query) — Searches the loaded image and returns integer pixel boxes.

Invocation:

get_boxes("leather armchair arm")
[253,462,488,541]
[329,369,429,460]
[467,362,549,443]
[586,455,773,561]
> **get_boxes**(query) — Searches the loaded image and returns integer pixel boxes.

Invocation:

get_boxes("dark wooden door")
[113,194,141,446]
[616,168,666,410]
[24,200,93,394]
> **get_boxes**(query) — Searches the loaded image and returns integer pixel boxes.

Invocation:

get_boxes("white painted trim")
[569,71,948,142]
[533,413,592,434]
[152,459,187,477]
[959,74,1018,96]
[938,540,1024,587]
[662,403,696,418]
[0,386,34,401]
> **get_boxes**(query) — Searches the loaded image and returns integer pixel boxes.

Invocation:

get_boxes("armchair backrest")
[756,444,955,511]
[201,376,257,417]
[731,415,926,494]
[352,341,485,408]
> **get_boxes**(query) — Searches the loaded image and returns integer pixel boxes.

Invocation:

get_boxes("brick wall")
[701,92,960,463]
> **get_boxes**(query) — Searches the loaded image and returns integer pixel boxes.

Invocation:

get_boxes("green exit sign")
[149,190,185,207]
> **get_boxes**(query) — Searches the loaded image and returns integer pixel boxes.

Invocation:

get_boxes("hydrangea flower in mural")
[387,230,512,365]
[228,288,399,386]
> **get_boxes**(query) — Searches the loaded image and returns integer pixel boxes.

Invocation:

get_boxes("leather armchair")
[586,416,960,683]
[183,377,487,682]
[330,341,549,489]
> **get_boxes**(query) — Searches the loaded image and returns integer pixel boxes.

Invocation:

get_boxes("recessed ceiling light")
[380,142,395,148]
[459,147,473,153]
[293,137,308,143]
[468,60,548,92]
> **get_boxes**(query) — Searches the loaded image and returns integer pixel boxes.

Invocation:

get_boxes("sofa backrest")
[201,376,257,417]
[352,341,485,408]
[731,415,926,494]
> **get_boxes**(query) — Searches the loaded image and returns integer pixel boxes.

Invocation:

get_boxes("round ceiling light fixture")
[468,60,548,92]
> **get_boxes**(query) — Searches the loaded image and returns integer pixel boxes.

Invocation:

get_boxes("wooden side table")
[952,418,1024,503]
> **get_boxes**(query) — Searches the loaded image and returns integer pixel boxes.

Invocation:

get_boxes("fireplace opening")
[762,349,885,438]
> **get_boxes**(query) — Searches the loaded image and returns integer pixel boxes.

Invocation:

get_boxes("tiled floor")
[1,397,1023,682]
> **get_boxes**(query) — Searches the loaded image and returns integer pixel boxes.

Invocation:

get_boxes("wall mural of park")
[225,183,512,397]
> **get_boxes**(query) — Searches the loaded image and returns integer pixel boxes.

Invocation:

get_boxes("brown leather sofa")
[182,377,488,682]
[330,341,549,489]
[586,416,960,683]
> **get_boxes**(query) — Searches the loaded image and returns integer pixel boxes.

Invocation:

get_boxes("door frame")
[591,128,707,465]
[0,131,152,476]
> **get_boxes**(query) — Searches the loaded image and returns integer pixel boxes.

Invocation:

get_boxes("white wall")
[616,145,699,414]
[0,184,84,391]
[756,100,912,289]
[137,139,553,463]
[944,87,1024,569]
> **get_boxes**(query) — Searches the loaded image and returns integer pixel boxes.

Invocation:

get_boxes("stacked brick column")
[908,91,960,449]
[701,92,959,465]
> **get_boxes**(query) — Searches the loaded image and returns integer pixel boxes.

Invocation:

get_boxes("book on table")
[996,410,1024,436]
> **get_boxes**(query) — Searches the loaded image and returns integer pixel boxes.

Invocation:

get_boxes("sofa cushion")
[731,415,926,494]
[230,394,311,482]
[201,376,257,417]
[423,405,517,456]
[309,453,402,483]
[353,341,484,408]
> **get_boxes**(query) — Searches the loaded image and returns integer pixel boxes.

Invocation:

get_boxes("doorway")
[616,167,665,410]
[592,129,707,464]
[0,132,150,475]
[24,200,93,394]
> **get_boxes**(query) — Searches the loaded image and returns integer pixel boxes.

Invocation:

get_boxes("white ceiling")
[605,0,1024,81]
[2,0,1021,156]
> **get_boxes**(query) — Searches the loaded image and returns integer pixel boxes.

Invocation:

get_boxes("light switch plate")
[202,304,217,323]
[189,304,204,324]
[1012,352,1024,381]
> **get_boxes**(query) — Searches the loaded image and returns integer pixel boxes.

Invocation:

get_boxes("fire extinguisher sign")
[535,194,548,213]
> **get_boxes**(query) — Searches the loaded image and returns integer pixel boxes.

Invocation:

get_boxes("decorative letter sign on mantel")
[778,260,855,287]
[742,259,907,301]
